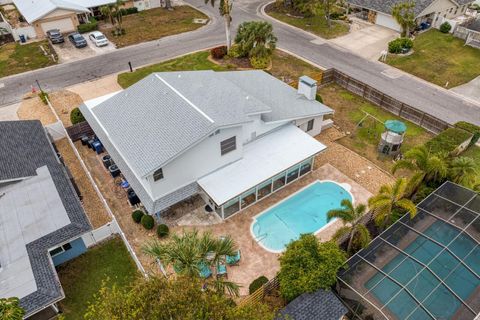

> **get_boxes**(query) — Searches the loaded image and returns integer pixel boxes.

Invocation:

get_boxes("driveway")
[450,75,480,103]
[52,33,116,63]
[329,22,399,61]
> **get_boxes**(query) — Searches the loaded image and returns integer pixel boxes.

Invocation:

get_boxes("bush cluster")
[132,210,144,223]
[388,38,413,54]
[119,7,139,16]
[141,214,155,230]
[227,44,243,58]
[440,22,452,33]
[249,55,270,69]
[249,276,268,294]
[156,224,169,238]
[210,46,228,59]
[70,107,86,125]
[329,12,346,20]
[425,127,472,155]
[78,18,98,33]
[454,121,480,145]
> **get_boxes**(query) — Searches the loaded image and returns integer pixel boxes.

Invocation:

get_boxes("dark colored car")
[68,32,87,48]
[46,29,64,44]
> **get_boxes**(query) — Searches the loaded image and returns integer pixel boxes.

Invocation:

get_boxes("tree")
[449,157,478,188]
[85,276,275,320]
[205,0,234,50]
[368,178,417,229]
[0,297,25,320]
[143,229,240,296]
[327,199,371,254]
[234,21,277,58]
[277,235,346,302]
[100,0,125,36]
[392,1,416,37]
[320,0,337,28]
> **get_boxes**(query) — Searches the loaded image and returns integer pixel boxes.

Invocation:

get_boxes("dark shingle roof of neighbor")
[0,120,91,317]
[277,290,348,320]
[347,0,473,17]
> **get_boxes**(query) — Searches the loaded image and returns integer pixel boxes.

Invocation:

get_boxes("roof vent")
[298,75,317,100]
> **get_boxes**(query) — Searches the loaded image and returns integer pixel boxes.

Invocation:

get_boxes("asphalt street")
[0,0,479,126]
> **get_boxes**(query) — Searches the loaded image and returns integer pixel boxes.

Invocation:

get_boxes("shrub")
[156,224,169,238]
[249,276,268,294]
[210,45,228,59]
[316,94,323,103]
[70,107,86,125]
[388,38,413,54]
[227,44,244,58]
[440,22,452,33]
[278,235,347,302]
[141,214,155,230]
[455,121,480,145]
[78,18,98,33]
[38,92,49,105]
[132,210,144,223]
[249,56,270,69]
[425,127,472,155]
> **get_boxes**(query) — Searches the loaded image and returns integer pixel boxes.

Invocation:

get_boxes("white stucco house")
[80,71,334,219]
[347,0,475,32]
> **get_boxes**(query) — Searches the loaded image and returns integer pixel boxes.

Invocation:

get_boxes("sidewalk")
[67,74,122,101]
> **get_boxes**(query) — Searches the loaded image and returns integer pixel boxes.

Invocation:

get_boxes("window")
[300,158,313,176]
[241,188,256,209]
[286,165,300,184]
[49,243,73,257]
[307,119,314,132]
[220,136,236,155]
[257,179,272,200]
[153,168,164,181]
[273,172,286,191]
[223,197,240,218]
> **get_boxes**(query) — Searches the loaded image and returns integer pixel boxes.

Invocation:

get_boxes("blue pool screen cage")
[336,181,480,320]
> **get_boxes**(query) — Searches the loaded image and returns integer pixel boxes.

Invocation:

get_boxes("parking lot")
[52,32,116,63]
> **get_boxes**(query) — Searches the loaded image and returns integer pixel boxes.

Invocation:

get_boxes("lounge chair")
[198,261,212,278]
[216,262,227,278]
[226,250,241,266]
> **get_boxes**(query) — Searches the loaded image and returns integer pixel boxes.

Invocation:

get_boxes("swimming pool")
[250,180,353,252]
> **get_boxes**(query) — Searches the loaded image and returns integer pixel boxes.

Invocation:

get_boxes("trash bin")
[127,188,140,206]
[92,141,103,154]
[80,136,89,146]
[19,35,26,43]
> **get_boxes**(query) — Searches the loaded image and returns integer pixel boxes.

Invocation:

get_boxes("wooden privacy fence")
[66,121,94,141]
[238,276,281,307]
[320,69,451,134]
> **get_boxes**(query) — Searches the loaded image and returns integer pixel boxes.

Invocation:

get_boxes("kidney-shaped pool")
[250,180,353,253]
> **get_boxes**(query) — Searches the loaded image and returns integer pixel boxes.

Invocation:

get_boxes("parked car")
[88,31,109,47]
[46,29,64,44]
[68,32,87,48]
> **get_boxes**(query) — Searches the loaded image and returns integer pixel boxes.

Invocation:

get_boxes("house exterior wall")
[419,0,471,27]
[50,237,87,266]
[33,10,79,38]
[295,115,325,137]
[145,125,244,200]
[241,115,286,144]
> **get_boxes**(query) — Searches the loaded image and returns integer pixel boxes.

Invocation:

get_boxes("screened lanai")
[337,181,480,320]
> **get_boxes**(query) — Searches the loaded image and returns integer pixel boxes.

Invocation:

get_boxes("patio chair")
[198,261,212,278]
[226,250,241,266]
[216,262,227,278]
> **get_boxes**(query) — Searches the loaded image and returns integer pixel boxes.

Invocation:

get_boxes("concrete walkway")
[450,75,480,102]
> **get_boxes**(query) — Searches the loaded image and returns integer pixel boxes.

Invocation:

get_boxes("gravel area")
[55,138,111,228]
[48,90,84,127]
[17,93,56,125]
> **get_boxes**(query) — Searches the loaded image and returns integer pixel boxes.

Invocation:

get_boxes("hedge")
[78,18,98,33]
[455,121,480,145]
[425,127,472,154]
[141,214,155,230]
[249,276,268,294]
[132,210,144,223]
[70,107,86,125]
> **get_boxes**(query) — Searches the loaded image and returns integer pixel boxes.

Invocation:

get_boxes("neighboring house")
[80,71,334,219]
[8,0,160,40]
[276,289,348,320]
[0,120,91,319]
[348,0,474,32]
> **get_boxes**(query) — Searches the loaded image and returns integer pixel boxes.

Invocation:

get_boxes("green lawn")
[386,30,480,88]
[57,237,138,320]
[265,4,349,39]
[0,41,56,78]
[319,84,433,170]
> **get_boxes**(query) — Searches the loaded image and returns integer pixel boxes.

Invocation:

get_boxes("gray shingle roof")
[277,290,348,320]
[347,0,473,17]
[0,120,91,317]
[80,70,333,178]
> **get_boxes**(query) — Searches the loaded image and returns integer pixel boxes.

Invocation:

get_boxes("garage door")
[41,18,74,34]
[375,12,402,32]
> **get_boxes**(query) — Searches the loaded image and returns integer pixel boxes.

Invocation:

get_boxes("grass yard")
[319,84,433,171]
[57,237,138,320]
[386,30,480,88]
[118,49,322,88]
[265,3,349,39]
[99,6,208,48]
[0,41,56,78]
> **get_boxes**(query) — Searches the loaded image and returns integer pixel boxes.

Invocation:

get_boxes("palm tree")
[100,0,125,36]
[368,178,417,229]
[327,199,371,254]
[0,297,25,320]
[235,21,277,58]
[392,1,416,37]
[449,157,478,188]
[205,0,233,50]
[143,229,240,296]
[392,146,448,190]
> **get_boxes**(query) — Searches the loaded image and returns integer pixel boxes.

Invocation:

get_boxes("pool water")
[251,180,353,252]
[365,221,480,319]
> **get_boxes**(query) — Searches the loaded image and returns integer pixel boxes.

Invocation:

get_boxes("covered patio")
[198,125,327,219]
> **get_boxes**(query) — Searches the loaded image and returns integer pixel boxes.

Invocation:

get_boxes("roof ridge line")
[154,74,215,124]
